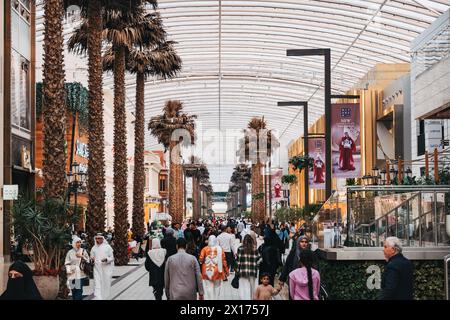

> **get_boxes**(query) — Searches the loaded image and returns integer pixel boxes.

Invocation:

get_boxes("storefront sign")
[308,138,326,189]
[155,212,171,221]
[331,103,361,178]
[3,185,19,200]
[76,140,89,158]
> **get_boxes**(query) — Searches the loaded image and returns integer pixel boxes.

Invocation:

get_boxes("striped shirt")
[236,246,261,278]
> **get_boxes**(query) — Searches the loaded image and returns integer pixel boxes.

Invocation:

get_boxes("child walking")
[253,273,280,300]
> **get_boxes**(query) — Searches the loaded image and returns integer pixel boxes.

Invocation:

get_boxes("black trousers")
[225,252,235,271]
[153,284,164,300]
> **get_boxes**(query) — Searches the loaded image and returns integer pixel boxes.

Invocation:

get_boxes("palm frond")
[148,100,197,149]
[236,117,279,163]
[67,19,89,54]
[128,40,182,79]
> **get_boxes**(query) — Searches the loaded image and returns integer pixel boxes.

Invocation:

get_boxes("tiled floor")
[111,237,291,300]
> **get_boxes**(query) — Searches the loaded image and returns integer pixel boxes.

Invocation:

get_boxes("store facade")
[35,82,89,231]
[0,0,5,263]
[2,0,36,262]
[410,9,450,176]
[144,151,163,225]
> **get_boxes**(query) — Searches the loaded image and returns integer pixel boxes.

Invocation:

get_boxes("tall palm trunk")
[86,0,106,246]
[42,0,66,199]
[251,163,265,223]
[113,46,129,265]
[240,183,247,211]
[192,175,200,220]
[169,140,184,224]
[43,0,67,299]
[132,71,145,239]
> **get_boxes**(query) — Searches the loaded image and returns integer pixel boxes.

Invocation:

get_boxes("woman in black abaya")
[0,260,42,300]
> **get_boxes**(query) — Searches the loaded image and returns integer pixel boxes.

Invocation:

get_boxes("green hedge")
[316,258,445,300]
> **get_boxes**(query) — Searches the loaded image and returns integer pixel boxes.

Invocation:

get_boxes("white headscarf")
[72,236,82,250]
[94,234,106,247]
[147,238,166,268]
[207,235,223,274]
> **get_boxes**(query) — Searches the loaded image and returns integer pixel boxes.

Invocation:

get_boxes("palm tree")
[71,4,165,265]
[228,184,240,217]
[200,182,213,218]
[67,0,158,248]
[184,156,209,221]
[42,0,67,199]
[149,101,196,224]
[125,42,181,239]
[231,164,251,212]
[237,117,279,223]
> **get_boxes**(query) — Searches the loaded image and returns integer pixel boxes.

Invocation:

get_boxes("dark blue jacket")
[379,253,413,300]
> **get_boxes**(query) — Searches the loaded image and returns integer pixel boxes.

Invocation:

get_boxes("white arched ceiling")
[35,0,450,189]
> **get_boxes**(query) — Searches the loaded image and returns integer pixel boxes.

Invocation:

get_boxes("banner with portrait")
[308,137,326,189]
[270,168,284,202]
[331,103,361,178]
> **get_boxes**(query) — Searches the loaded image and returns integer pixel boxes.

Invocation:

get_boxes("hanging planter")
[252,192,265,200]
[281,174,297,184]
[289,155,314,172]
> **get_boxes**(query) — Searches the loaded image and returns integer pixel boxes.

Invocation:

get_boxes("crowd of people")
[145,217,323,300]
[0,213,414,301]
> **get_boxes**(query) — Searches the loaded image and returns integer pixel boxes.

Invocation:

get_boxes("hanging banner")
[270,168,284,202]
[331,103,361,178]
[308,138,326,189]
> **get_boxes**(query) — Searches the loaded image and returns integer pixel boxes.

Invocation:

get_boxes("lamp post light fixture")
[372,166,380,185]
[361,175,372,186]
[66,161,87,231]
[405,167,412,178]
[380,169,387,185]
[389,167,398,183]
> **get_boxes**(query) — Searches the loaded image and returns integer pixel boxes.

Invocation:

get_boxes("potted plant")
[11,194,76,300]
[281,174,297,184]
[289,155,314,172]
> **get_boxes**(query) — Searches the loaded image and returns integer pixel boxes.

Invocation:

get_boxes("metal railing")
[345,186,450,247]
[445,254,450,300]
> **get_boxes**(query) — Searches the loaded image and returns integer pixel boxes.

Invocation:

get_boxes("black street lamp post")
[286,49,332,199]
[277,101,309,207]
[66,161,87,231]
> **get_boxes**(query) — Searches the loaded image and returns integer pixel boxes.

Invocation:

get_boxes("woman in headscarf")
[198,235,228,300]
[258,230,282,286]
[65,236,90,300]
[278,235,311,297]
[145,238,166,300]
[90,233,114,300]
[0,260,42,300]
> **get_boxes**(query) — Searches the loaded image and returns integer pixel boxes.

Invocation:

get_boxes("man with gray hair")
[379,237,413,300]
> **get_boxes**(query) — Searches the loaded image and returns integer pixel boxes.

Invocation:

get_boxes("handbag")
[79,249,94,279]
[71,277,89,288]
[231,274,240,289]
[231,256,240,289]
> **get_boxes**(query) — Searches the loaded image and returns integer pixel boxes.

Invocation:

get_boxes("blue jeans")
[72,288,83,300]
